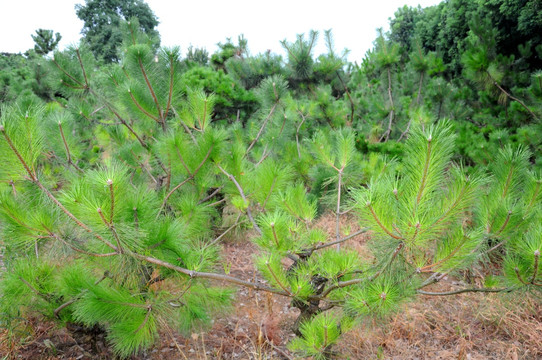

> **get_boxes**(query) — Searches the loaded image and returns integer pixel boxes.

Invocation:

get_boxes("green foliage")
[281,30,318,83]
[76,0,159,62]
[31,29,62,56]
[179,65,257,122]
[0,103,45,181]
[289,312,354,359]
[1,8,542,359]
[225,51,285,89]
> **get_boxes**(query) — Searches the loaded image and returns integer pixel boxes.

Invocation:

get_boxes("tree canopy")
[75,0,160,62]
[31,29,62,56]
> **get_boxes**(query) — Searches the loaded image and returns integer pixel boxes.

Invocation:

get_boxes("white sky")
[0,0,441,63]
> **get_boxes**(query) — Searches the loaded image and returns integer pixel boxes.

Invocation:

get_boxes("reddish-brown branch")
[418,287,512,296]
[158,145,213,215]
[163,55,175,120]
[216,164,262,235]
[335,168,344,250]
[367,202,402,240]
[1,126,36,181]
[296,111,307,159]
[487,71,539,121]
[138,58,164,129]
[496,210,512,235]
[128,90,160,122]
[531,251,540,284]
[50,232,116,258]
[244,102,278,158]
[132,253,290,296]
[58,122,83,173]
[416,136,433,205]
[75,48,89,88]
[266,262,292,296]
[52,59,85,88]
[419,235,468,272]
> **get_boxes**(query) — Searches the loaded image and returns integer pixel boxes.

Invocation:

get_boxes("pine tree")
[31,29,62,56]
[462,15,539,121]
[1,18,541,360]
[373,29,401,141]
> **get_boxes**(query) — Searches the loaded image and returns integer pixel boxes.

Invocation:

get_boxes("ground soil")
[1,214,541,359]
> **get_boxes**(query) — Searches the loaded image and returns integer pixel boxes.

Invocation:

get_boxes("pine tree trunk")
[416,72,424,105]
[381,67,395,142]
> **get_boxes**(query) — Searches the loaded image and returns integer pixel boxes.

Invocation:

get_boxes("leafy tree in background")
[462,14,539,122]
[388,5,423,54]
[75,0,159,62]
[485,0,542,70]
[31,29,62,56]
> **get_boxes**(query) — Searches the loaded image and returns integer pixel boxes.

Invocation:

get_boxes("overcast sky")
[1,0,441,63]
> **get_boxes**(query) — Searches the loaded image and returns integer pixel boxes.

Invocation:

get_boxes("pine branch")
[416,135,433,205]
[418,287,513,296]
[531,250,540,284]
[52,59,85,88]
[366,202,402,240]
[380,67,395,142]
[216,164,262,235]
[336,71,355,124]
[515,267,528,285]
[87,88,148,149]
[426,182,468,229]
[2,206,43,233]
[203,215,247,251]
[487,71,539,121]
[368,241,404,282]
[59,80,86,90]
[198,186,224,204]
[54,272,109,318]
[163,54,175,120]
[309,228,369,253]
[266,261,293,296]
[75,48,89,88]
[58,122,83,173]
[107,179,115,224]
[2,125,120,252]
[174,145,192,176]
[335,168,344,251]
[1,125,36,181]
[19,276,53,302]
[158,145,213,215]
[312,278,364,300]
[495,210,512,235]
[49,231,116,258]
[134,306,153,335]
[54,298,77,318]
[138,57,164,129]
[244,102,278,158]
[128,90,160,122]
[97,208,123,253]
[527,181,542,210]
[419,235,468,272]
[132,253,290,296]
[296,111,307,159]
[171,106,197,144]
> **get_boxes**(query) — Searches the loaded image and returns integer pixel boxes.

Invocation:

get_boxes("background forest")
[1,0,541,359]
